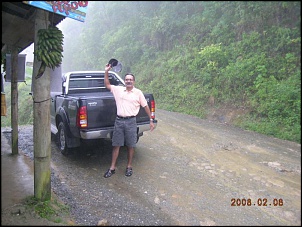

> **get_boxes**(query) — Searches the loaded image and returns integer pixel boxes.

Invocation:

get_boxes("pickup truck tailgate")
[84,92,154,129]
[84,93,117,128]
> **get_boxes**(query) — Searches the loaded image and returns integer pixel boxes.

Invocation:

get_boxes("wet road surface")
[2,109,301,225]
[49,109,301,225]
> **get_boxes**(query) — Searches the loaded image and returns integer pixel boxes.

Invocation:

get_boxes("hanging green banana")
[34,25,64,79]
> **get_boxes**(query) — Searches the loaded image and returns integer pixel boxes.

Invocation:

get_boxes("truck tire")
[57,122,69,156]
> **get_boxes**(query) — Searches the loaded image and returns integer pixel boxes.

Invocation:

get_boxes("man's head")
[124,73,135,90]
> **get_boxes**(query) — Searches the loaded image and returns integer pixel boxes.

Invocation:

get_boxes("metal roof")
[2,2,65,53]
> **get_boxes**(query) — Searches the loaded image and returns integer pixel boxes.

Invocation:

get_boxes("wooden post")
[1,93,7,116]
[11,46,19,155]
[1,69,7,116]
[32,9,52,201]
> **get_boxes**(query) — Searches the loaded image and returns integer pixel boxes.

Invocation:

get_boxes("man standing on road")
[103,63,155,178]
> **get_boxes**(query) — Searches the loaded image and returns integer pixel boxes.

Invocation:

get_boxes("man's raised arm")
[104,64,111,90]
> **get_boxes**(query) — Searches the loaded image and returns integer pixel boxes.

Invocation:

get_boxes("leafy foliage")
[1,67,33,127]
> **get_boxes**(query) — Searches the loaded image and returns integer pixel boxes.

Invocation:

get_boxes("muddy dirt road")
[3,109,301,225]
[49,109,301,225]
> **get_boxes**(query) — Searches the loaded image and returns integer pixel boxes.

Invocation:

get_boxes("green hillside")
[2,2,301,143]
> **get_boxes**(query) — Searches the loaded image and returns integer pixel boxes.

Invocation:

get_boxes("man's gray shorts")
[112,117,137,147]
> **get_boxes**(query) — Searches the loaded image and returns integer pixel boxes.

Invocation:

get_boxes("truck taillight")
[150,100,155,119]
[77,106,87,128]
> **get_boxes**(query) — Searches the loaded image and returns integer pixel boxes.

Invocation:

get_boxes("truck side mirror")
[62,82,66,94]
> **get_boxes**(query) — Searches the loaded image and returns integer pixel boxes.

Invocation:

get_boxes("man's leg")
[126,146,134,168]
[125,146,134,177]
[124,118,136,176]
[104,146,120,178]
[110,118,123,170]
[110,146,120,170]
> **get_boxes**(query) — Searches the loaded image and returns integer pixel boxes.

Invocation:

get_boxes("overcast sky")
[20,44,34,62]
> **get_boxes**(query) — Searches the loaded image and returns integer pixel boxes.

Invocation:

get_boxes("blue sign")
[23,1,88,22]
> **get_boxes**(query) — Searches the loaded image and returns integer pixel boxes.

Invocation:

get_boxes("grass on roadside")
[23,195,73,225]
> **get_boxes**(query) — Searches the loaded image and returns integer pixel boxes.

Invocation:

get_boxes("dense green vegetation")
[2,2,300,143]
[1,66,33,126]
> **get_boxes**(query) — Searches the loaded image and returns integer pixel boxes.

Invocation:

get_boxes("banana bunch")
[34,26,64,78]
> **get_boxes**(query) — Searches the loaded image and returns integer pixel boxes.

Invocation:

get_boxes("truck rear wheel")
[57,122,69,156]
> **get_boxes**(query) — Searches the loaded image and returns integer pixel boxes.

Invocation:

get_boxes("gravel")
[2,125,90,225]
[2,125,175,226]
[2,109,301,226]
